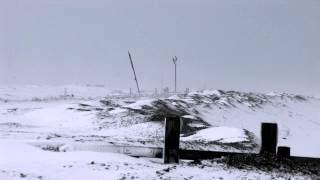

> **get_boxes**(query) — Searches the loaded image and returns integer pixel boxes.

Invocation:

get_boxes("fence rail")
[162,116,320,165]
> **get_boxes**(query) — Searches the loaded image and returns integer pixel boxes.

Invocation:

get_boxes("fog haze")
[1,0,320,95]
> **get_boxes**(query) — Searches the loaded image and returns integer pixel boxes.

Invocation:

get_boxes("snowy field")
[0,85,319,179]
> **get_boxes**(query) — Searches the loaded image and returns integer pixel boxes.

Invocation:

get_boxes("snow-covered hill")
[90,89,320,157]
[0,85,319,179]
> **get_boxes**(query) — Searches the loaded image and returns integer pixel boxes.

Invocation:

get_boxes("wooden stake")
[164,117,181,164]
[260,123,278,154]
[277,146,291,158]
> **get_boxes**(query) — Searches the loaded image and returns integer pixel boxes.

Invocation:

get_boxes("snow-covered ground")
[0,85,319,179]
[1,140,314,180]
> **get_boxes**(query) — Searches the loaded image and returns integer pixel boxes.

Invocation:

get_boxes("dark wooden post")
[277,146,291,158]
[260,123,278,154]
[164,116,181,164]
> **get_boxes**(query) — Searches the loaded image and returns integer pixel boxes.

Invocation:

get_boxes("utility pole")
[128,51,141,95]
[172,56,178,94]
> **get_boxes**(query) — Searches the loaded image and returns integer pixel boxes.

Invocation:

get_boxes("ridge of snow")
[181,127,248,143]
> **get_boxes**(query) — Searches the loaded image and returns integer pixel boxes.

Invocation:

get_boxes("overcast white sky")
[0,0,320,95]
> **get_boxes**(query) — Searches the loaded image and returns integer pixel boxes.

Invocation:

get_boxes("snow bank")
[182,127,248,143]
[124,99,154,110]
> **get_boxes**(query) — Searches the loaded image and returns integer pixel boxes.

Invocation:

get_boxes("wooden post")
[128,51,141,95]
[64,88,68,99]
[277,146,291,158]
[164,117,181,164]
[185,88,190,95]
[260,123,278,154]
